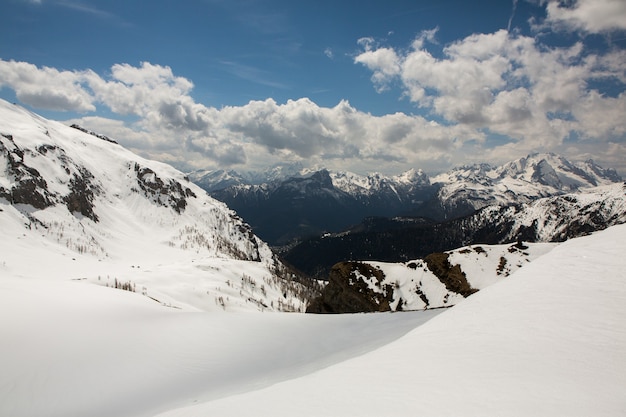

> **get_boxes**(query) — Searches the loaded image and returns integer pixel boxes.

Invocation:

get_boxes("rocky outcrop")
[0,134,55,209]
[64,167,101,222]
[306,262,393,313]
[133,164,197,214]
[423,252,477,297]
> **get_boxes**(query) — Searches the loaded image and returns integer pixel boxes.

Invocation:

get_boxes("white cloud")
[0,60,95,112]
[1,31,624,176]
[354,26,626,171]
[543,0,626,33]
[85,62,215,132]
[354,47,401,92]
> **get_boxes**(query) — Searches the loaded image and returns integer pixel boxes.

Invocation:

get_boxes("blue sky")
[1,0,625,175]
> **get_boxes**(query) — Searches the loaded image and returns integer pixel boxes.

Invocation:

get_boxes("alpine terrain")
[2,218,625,417]
[191,153,622,246]
[1,99,626,417]
[284,182,626,279]
[0,99,316,312]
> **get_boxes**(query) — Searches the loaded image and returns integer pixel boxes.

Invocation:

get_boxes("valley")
[1,99,625,417]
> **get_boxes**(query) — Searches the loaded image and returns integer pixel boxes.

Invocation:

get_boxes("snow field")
[0,276,441,417]
[155,224,626,417]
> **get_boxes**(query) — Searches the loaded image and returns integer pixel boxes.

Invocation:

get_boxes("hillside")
[2,224,624,417]
[0,99,316,312]
[153,223,626,417]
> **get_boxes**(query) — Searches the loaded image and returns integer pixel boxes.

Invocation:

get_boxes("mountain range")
[2,98,624,311]
[283,182,626,279]
[190,154,622,246]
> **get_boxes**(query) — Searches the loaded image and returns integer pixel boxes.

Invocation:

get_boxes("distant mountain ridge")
[282,183,626,279]
[427,153,622,219]
[189,153,622,245]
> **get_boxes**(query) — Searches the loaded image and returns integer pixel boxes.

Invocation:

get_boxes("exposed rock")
[423,252,477,298]
[64,167,101,222]
[70,124,118,144]
[0,134,55,209]
[306,261,393,313]
[133,163,197,213]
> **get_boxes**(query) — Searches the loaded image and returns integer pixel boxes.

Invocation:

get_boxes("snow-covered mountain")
[0,99,315,312]
[284,182,626,279]
[188,162,307,192]
[192,165,432,199]
[195,168,436,245]
[190,154,621,245]
[429,153,622,219]
[3,224,625,417]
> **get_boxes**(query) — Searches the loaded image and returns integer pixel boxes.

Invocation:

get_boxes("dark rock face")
[1,133,104,220]
[306,261,394,313]
[424,252,477,297]
[306,253,479,314]
[0,134,55,209]
[64,167,101,222]
[207,169,437,246]
[70,124,118,144]
[133,164,197,214]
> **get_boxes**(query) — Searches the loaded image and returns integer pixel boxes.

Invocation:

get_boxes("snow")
[0,99,308,312]
[1,225,625,416]
[152,224,626,417]
[0,275,441,417]
[2,100,626,416]
[350,241,557,311]
[430,153,622,211]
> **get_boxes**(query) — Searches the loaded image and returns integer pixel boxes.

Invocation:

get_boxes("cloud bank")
[0,58,479,173]
[1,0,625,175]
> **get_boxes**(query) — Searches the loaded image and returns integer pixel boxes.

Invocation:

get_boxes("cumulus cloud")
[2,0,625,179]
[0,60,95,112]
[542,0,626,33]
[354,47,401,92]
[217,98,478,167]
[354,26,626,168]
[0,57,473,173]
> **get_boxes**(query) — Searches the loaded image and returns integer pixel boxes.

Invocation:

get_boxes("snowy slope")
[307,240,557,313]
[371,240,557,311]
[154,223,626,417]
[0,275,442,417]
[3,225,624,417]
[0,99,313,312]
